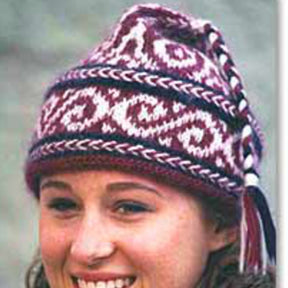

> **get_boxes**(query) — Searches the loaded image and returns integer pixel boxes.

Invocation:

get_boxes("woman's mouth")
[76,276,136,288]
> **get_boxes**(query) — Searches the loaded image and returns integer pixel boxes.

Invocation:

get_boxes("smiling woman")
[24,3,275,288]
[38,171,230,288]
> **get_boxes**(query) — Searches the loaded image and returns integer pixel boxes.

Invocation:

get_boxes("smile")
[77,276,136,288]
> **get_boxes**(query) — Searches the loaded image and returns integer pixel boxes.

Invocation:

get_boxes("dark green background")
[0,0,276,287]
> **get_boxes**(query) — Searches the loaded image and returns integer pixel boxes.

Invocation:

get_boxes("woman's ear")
[208,226,238,252]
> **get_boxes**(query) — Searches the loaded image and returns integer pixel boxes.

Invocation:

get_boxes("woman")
[25,4,276,287]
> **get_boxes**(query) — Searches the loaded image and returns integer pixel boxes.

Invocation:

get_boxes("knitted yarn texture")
[25,3,275,272]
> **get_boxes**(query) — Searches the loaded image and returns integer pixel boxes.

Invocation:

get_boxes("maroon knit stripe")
[26,153,240,203]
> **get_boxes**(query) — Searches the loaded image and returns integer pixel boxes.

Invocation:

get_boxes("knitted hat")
[25,4,275,273]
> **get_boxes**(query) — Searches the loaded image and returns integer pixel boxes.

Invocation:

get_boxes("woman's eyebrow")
[106,182,163,198]
[40,180,72,192]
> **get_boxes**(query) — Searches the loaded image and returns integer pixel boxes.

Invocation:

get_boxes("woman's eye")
[47,198,78,212]
[114,201,151,215]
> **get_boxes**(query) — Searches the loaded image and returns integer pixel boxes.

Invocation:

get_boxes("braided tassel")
[204,23,276,273]
[238,97,276,273]
[237,86,276,273]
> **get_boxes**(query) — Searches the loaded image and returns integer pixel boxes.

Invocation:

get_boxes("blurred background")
[0,0,276,287]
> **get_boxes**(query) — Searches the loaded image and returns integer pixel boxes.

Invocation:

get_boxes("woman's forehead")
[39,169,198,203]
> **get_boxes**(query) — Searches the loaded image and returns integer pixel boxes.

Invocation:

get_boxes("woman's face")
[39,170,229,288]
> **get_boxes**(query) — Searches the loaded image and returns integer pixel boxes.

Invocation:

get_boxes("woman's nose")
[70,213,116,266]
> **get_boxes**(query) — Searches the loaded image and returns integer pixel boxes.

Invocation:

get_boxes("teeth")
[107,281,115,288]
[115,279,124,288]
[77,277,133,288]
[88,281,96,288]
[79,279,87,288]
[96,282,106,288]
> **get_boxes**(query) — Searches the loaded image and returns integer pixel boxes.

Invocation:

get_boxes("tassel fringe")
[239,187,276,273]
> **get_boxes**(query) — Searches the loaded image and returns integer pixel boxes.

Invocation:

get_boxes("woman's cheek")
[119,216,179,265]
[39,216,73,266]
